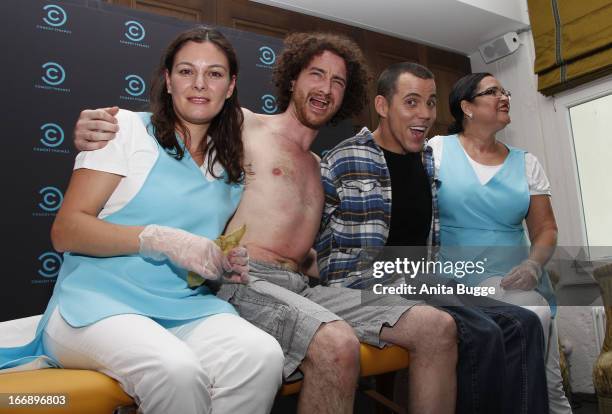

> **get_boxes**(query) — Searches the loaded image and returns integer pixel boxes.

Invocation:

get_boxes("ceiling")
[251,0,531,55]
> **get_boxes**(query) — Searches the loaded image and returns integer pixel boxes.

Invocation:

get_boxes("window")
[569,93,612,249]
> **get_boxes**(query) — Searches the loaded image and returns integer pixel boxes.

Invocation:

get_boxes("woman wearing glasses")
[428,73,570,413]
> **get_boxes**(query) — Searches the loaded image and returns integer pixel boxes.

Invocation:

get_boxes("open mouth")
[309,96,330,111]
[498,104,510,112]
[409,126,428,140]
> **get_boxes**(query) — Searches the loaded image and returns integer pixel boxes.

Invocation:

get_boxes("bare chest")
[245,144,323,207]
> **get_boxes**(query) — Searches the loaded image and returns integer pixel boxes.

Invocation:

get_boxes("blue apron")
[0,112,243,370]
[437,134,555,313]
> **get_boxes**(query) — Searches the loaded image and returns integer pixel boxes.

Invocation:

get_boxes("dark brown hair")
[149,26,244,183]
[377,62,434,101]
[448,72,492,134]
[273,32,370,124]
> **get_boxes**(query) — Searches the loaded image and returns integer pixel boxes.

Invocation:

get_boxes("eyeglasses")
[471,87,511,100]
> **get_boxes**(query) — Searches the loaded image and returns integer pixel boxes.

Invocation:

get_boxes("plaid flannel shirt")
[315,127,440,288]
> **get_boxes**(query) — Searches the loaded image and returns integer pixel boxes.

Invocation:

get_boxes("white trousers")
[522,306,572,414]
[43,309,284,414]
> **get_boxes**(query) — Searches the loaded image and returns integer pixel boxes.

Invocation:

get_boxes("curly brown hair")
[149,26,244,184]
[273,32,370,124]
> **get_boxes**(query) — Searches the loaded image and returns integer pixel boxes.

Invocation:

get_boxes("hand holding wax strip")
[187,225,248,288]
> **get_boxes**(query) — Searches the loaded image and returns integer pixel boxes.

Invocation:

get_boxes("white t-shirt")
[74,110,223,219]
[427,135,551,196]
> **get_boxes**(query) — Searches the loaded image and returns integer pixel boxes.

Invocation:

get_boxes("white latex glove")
[479,277,548,306]
[139,225,231,280]
[500,259,542,291]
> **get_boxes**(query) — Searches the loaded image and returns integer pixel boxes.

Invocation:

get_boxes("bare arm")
[74,106,260,152]
[525,194,558,266]
[51,168,143,255]
[500,195,557,290]
[73,106,120,151]
[51,167,246,281]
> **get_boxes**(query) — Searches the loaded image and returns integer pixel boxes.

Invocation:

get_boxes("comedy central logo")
[37,4,71,34]
[261,94,278,114]
[256,46,276,69]
[43,4,67,26]
[120,20,150,48]
[37,252,63,279]
[125,74,145,96]
[34,123,69,154]
[34,186,63,216]
[42,62,65,86]
[40,123,64,147]
[125,20,145,42]
[120,74,148,103]
[259,46,276,65]
[35,62,70,93]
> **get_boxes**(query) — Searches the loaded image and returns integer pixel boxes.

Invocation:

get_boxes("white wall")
[468,0,612,393]
[457,0,528,25]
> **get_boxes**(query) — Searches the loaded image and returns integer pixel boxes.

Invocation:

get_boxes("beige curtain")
[527,0,612,95]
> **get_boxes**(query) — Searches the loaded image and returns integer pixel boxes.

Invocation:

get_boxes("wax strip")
[187,224,247,288]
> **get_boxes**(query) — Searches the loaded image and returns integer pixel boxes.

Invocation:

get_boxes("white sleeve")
[525,153,551,196]
[426,135,443,178]
[73,109,136,176]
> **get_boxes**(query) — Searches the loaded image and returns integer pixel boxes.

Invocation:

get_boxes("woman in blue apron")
[429,73,571,414]
[0,27,283,414]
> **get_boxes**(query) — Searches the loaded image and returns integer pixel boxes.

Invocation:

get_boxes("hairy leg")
[298,321,360,414]
[380,305,457,414]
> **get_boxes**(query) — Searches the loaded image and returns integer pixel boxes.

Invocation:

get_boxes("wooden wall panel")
[215,0,370,128]
[108,0,215,22]
[428,47,471,135]
[429,65,465,135]
[361,31,421,129]
[104,0,471,133]
[217,0,293,37]
[216,0,363,41]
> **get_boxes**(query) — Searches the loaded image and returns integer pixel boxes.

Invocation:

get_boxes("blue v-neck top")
[437,134,555,311]
[0,111,242,370]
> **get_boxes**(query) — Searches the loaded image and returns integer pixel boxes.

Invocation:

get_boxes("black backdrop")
[0,0,354,321]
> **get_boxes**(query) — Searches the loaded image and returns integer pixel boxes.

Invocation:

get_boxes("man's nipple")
[272,167,282,176]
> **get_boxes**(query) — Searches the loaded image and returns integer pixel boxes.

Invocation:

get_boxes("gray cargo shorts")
[216,260,419,380]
